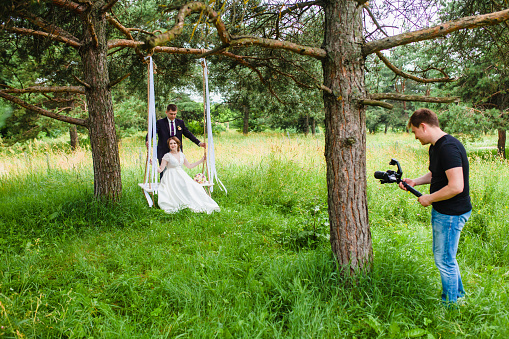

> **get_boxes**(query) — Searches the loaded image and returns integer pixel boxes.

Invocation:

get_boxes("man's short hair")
[408,108,440,129]
[166,104,177,112]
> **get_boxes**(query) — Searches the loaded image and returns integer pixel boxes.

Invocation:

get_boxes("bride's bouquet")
[194,173,207,184]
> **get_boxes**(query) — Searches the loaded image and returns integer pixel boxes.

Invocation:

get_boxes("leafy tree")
[430,0,509,157]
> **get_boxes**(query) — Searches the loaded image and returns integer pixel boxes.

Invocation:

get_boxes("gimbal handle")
[400,180,422,197]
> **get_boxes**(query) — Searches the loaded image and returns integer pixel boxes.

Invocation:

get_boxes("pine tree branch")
[108,39,142,49]
[375,51,455,83]
[108,39,211,56]
[363,8,509,56]
[229,36,326,59]
[358,99,394,109]
[280,1,324,15]
[247,1,323,21]
[0,91,88,127]
[108,73,131,88]
[264,64,329,93]
[145,2,231,49]
[101,0,118,12]
[105,13,134,40]
[86,17,99,48]
[363,5,389,37]
[1,86,85,94]
[18,9,79,42]
[142,2,327,59]
[0,25,81,48]
[73,75,91,89]
[320,84,333,95]
[369,93,460,103]
[195,44,230,58]
[47,0,87,14]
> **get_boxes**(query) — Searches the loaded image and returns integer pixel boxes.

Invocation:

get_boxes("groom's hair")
[166,104,177,112]
[167,136,181,151]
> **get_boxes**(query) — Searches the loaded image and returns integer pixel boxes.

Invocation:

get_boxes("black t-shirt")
[429,134,472,215]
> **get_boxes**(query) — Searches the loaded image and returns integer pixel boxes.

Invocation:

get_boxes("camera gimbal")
[374,159,422,197]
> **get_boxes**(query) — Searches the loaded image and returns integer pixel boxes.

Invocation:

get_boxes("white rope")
[203,59,227,194]
[139,56,159,206]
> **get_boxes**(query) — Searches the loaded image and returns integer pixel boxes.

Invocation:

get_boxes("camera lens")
[374,171,386,180]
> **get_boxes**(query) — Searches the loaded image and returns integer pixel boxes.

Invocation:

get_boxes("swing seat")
[139,182,211,193]
[138,182,159,193]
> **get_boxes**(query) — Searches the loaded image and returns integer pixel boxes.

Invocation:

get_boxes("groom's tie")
[170,120,175,136]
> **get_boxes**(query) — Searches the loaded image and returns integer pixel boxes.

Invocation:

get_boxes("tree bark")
[70,125,78,150]
[322,0,372,275]
[311,117,316,136]
[498,129,506,159]
[243,105,249,135]
[79,3,122,200]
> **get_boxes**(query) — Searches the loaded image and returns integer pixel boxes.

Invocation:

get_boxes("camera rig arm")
[400,180,422,197]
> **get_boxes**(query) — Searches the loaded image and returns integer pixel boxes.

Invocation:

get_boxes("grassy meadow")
[1,131,509,338]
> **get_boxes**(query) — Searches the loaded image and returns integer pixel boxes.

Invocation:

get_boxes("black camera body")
[374,159,422,197]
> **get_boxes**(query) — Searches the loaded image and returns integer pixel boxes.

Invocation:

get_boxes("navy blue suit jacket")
[154,118,201,163]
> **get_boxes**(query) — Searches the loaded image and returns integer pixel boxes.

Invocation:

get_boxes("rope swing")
[138,56,159,207]
[139,57,226,207]
[201,59,227,195]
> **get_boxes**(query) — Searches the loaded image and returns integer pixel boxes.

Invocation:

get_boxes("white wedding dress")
[157,152,220,214]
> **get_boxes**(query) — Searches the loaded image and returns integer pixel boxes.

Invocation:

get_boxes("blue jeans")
[431,208,471,303]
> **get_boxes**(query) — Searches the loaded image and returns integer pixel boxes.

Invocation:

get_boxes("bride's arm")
[184,155,205,169]
[157,160,168,173]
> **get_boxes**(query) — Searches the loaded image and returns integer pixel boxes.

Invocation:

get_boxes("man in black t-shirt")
[399,108,472,305]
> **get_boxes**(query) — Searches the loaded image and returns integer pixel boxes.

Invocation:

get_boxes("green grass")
[1,131,508,338]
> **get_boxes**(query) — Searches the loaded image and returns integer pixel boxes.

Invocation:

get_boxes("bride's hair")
[167,136,181,151]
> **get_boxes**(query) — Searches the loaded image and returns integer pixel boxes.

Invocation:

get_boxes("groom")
[147,103,206,167]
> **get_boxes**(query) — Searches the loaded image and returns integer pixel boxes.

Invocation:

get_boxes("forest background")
[1,1,507,152]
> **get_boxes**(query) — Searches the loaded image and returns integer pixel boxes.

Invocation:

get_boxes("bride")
[157,137,220,214]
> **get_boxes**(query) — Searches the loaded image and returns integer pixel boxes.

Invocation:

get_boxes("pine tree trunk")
[80,4,122,200]
[322,0,372,275]
[243,105,249,135]
[68,94,78,151]
[311,117,316,136]
[69,125,78,150]
[498,128,506,159]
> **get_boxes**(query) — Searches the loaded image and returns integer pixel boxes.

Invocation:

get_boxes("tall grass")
[1,131,508,338]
